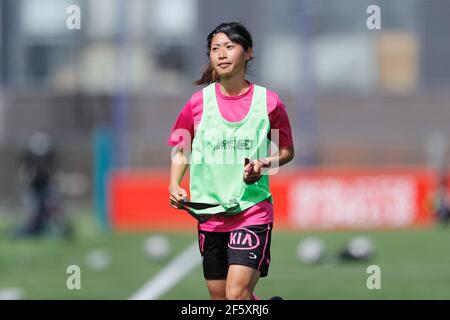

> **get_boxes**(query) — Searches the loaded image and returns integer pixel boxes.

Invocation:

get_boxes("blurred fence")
[1,89,449,204]
[1,0,450,206]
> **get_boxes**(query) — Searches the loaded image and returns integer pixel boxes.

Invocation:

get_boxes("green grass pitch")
[1,208,449,299]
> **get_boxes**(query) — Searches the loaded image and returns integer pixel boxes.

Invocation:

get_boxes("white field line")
[129,240,201,300]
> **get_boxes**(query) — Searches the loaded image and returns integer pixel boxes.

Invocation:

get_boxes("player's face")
[209,32,252,79]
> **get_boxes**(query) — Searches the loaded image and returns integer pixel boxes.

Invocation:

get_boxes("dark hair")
[194,22,254,85]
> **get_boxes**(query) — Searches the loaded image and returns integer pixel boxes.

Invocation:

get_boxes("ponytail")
[193,63,220,86]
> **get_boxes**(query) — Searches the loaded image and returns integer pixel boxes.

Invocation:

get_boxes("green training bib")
[189,83,273,216]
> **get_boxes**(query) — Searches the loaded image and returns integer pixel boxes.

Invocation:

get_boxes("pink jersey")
[168,82,293,232]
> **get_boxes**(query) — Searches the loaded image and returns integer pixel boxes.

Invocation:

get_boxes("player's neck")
[219,75,249,97]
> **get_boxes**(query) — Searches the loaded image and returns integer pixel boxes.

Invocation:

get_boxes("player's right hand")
[169,185,189,209]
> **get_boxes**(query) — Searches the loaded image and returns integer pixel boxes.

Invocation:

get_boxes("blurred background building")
[0,0,449,206]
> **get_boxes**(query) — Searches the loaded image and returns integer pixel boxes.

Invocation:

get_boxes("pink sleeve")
[167,100,195,149]
[268,96,294,149]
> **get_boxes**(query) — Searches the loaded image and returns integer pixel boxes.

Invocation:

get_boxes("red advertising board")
[108,167,442,232]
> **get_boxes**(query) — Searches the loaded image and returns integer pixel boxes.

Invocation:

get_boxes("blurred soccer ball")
[144,235,171,261]
[85,249,111,270]
[340,236,375,261]
[347,236,375,259]
[296,237,326,264]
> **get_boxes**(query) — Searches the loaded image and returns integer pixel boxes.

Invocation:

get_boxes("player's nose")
[218,48,227,59]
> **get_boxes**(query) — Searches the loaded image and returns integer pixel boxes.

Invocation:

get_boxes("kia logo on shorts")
[228,228,260,250]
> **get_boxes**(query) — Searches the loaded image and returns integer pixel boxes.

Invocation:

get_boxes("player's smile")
[218,62,232,69]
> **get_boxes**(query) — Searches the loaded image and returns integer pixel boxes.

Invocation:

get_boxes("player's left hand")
[243,158,263,184]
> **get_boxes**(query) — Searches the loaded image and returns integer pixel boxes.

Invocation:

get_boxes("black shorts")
[197,223,272,280]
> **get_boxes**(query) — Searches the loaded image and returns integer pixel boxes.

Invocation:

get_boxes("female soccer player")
[168,22,294,300]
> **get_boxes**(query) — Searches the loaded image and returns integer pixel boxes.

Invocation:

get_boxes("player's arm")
[263,145,294,168]
[244,95,295,182]
[262,96,295,168]
[167,99,194,208]
[169,147,189,209]
[244,146,294,183]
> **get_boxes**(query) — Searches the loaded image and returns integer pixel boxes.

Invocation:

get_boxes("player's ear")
[245,47,253,62]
